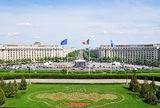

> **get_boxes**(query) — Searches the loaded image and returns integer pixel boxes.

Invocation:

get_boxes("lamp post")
[125,69,128,85]
[27,66,31,84]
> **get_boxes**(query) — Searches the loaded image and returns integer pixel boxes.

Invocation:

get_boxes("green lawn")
[1,84,160,108]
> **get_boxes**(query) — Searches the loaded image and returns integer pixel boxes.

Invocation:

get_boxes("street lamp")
[27,66,31,84]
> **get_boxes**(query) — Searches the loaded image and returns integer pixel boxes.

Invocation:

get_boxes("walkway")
[4,79,160,85]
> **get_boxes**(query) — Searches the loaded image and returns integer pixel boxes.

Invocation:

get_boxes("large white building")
[92,44,160,63]
[0,42,75,61]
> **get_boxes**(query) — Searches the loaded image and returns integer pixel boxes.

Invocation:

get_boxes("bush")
[129,71,140,92]
[13,79,18,93]
[0,88,5,106]
[139,78,150,98]
[61,69,67,74]
[0,77,6,93]
[145,87,158,105]
[5,81,16,98]
[150,78,156,92]
[19,76,27,90]
[156,87,160,100]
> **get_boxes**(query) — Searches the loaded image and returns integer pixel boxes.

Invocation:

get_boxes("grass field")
[1,84,160,108]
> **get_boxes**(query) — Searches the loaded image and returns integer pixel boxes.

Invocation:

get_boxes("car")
[72,68,75,70]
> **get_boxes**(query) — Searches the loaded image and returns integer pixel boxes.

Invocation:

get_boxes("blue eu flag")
[111,40,114,47]
[61,39,67,45]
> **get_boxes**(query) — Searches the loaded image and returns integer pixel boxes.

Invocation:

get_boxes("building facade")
[92,44,160,63]
[0,42,75,61]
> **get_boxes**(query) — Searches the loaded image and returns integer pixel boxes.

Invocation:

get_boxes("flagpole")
[111,46,112,74]
[110,40,114,74]
[67,51,69,75]
[60,39,68,74]
[89,46,90,74]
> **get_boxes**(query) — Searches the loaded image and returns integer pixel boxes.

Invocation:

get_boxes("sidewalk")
[4,79,160,85]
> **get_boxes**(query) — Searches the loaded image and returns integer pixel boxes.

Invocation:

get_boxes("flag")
[61,39,67,45]
[111,40,114,47]
[82,39,89,45]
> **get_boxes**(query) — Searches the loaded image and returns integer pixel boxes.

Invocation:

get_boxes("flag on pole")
[61,39,68,45]
[111,40,114,47]
[82,39,89,45]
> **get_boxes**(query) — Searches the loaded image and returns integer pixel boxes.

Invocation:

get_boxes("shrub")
[150,78,156,92]
[19,76,27,90]
[0,77,6,93]
[129,71,140,92]
[0,88,5,106]
[5,81,16,98]
[139,78,150,98]
[61,69,67,74]
[145,87,158,105]
[156,87,160,100]
[13,79,18,93]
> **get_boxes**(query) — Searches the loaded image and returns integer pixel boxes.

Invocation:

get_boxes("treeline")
[67,50,79,61]
[100,57,160,67]
[0,76,27,106]
[83,50,97,61]
[129,71,160,105]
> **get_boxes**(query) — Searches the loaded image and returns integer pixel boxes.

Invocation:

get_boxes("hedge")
[0,73,160,81]
[0,69,160,74]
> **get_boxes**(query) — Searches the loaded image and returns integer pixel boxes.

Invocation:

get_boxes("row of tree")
[67,50,80,61]
[129,71,160,105]
[83,50,97,61]
[0,76,27,106]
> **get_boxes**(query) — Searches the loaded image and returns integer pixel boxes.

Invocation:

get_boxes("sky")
[0,0,160,48]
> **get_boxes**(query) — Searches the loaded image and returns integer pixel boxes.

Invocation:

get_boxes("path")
[4,79,160,85]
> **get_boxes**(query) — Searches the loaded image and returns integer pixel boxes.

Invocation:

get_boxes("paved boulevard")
[4,79,160,85]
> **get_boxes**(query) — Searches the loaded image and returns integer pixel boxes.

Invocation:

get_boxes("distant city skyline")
[0,0,160,48]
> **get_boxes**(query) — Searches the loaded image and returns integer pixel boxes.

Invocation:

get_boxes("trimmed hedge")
[0,73,160,81]
[0,69,160,74]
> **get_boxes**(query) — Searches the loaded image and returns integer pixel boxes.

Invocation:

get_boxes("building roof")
[75,59,86,62]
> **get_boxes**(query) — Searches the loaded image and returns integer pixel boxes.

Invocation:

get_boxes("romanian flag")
[82,39,89,45]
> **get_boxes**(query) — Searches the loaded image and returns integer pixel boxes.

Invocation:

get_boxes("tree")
[156,86,160,100]
[129,70,140,92]
[140,78,150,98]
[61,69,67,74]
[13,79,18,93]
[0,88,5,106]
[19,76,27,90]
[144,59,152,66]
[0,78,6,93]
[146,86,158,105]
[5,81,16,98]
[136,59,143,65]
[150,78,156,92]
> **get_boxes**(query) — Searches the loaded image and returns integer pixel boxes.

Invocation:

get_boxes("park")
[0,50,160,108]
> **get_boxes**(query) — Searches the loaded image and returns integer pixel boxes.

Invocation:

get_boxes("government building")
[92,44,160,63]
[0,42,75,61]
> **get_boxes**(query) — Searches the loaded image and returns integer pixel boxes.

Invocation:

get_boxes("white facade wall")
[0,43,75,61]
[93,44,160,62]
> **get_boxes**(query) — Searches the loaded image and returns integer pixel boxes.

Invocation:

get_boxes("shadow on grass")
[123,87,130,91]
[15,91,26,98]
[127,93,139,99]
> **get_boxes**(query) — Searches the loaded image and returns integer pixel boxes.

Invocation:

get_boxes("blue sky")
[0,0,160,48]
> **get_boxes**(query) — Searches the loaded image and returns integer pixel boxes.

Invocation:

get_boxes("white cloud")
[6,32,21,37]
[17,22,32,27]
